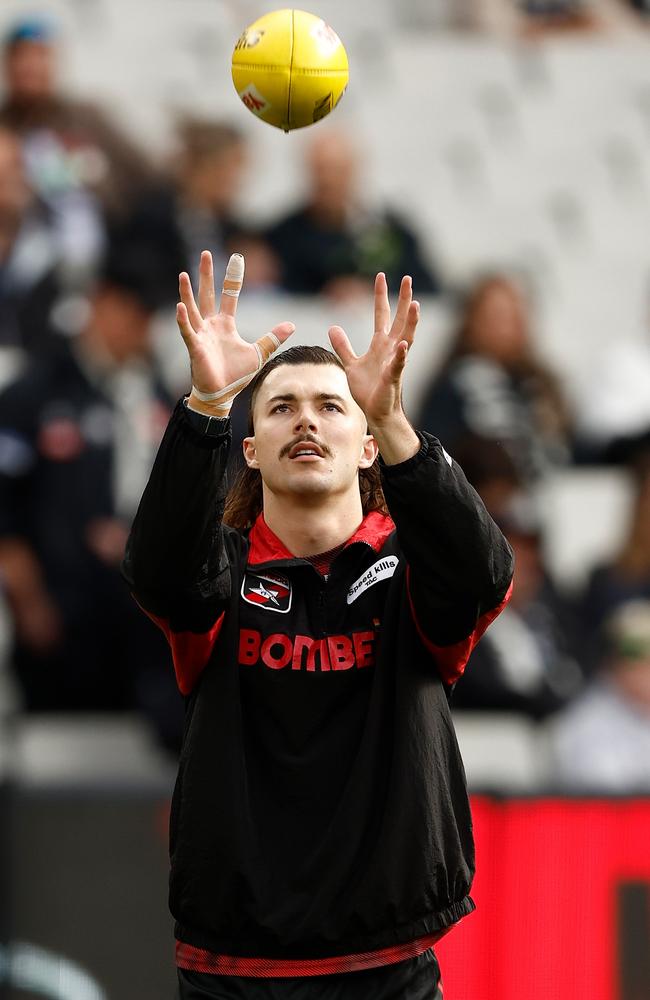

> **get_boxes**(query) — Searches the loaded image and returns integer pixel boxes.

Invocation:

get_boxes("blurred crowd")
[0,14,649,791]
[410,0,650,35]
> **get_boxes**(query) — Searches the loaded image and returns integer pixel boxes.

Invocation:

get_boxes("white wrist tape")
[221,253,244,298]
[191,332,281,415]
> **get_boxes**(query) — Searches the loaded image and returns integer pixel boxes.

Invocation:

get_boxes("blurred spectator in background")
[0,246,181,750]
[469,0,641,35]
[116,118,278,305]
[573,276,650,465]
[579,450,650,670]
[265,128,441,302]
[416,273,573,484]
[450,436,585,716]
[548,599,650,790]
[0,17,157,275]
[0,124,62,367]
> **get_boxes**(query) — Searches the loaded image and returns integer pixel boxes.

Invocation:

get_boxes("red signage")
[437,797,650,1000]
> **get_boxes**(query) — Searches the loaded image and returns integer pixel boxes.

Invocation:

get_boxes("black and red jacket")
[123,399,514,972]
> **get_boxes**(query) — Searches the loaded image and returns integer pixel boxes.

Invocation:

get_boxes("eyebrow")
[266,393,348,406]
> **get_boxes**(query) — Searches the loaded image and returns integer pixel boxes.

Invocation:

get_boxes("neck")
[262,487,364,557]
[309,202,347,228]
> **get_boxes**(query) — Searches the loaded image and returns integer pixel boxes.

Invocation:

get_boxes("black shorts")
[177,949,442,999]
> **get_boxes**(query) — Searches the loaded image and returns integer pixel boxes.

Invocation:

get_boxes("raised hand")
[328,272,419,428]
[176,251,295,413]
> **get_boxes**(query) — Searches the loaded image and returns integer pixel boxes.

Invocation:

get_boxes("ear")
[243,436,259,469]
[358,434,379,469]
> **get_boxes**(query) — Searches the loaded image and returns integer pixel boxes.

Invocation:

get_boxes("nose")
[293,405,318,434]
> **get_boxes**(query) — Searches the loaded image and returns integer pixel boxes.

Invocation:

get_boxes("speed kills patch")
[346,557,399,604]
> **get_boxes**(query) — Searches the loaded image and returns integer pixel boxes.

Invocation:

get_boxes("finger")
[198,250,216,317]
[374,273,390,334]
[254,322,296,366]
[219,253,245,318]
[328,325,358,366]
[179,272,203,331]
[176,302,196,347]
[388,340,410,380]
[402,300,420,347]
[271,321,296,345]
[390,275,412,338]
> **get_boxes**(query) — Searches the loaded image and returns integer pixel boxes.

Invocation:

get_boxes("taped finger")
[220,253,245,316]
[254,332,281,366]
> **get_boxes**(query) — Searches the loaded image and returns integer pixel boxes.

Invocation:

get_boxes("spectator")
[580,450,650,670]
[469,0,641,35]
[0,246,181,750]
[548,599,650,791]
[416,273,572,483]
[0,17,156,252]
[265,128,441,302]
[0,124,62,364]
[115,118,276,305]
[450,436,584,717]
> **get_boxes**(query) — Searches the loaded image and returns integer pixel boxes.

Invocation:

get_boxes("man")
[0,18,155,224]
[265,129,441,302]
[123,252,514,998]
[116,118,277,309]
[549,599,650,790]
[0,247,181,748]
[0,123,64,360]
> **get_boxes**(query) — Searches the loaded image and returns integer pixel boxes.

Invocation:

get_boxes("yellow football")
[231,9,349,133]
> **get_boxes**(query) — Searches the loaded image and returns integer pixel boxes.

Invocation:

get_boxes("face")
[306,132,358,213]
[184,142,247,212]
[465,281,528,365]
[5,40,55,102]
[89,288,152,363]
[613,656,650,714]
[244,363,377,503]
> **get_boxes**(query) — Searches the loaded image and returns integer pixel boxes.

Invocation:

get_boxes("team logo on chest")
[241,571,292,613]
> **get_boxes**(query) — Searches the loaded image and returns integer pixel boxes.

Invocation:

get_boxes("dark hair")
[176,118,244,163]
[223,345,388,530]
[97,243,169,313]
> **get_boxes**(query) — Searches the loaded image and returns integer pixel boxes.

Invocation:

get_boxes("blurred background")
[0,0,649,997]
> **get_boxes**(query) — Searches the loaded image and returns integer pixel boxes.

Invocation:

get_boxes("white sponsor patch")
[347,556,399,605]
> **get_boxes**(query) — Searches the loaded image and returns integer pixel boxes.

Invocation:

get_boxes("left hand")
[328,272,419,428]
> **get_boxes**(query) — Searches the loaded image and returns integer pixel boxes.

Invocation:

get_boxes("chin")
[288,476,333,496]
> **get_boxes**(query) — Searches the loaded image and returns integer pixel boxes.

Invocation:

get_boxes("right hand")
[176,251,295,398]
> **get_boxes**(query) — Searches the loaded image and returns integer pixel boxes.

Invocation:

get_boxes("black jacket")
[123,400,513,960]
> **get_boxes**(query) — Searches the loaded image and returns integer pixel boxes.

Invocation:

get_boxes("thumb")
[328,325,357,366]
[271,321,296,345]
[254,322,295,367]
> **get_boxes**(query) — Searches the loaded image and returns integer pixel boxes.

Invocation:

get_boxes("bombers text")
[238,628,377,672]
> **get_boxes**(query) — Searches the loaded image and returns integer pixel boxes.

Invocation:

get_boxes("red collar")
[247,510,395,566]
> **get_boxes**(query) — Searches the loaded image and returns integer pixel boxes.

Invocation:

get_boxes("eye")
[271,403,290,413]
[323,402,342,412]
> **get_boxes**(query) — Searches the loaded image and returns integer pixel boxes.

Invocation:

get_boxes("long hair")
[223,345,388,530]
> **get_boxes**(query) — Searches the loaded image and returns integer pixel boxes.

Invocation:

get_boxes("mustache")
[279,434,331,459]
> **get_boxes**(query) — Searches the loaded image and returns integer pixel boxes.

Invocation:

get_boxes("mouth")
[287,440,325,460]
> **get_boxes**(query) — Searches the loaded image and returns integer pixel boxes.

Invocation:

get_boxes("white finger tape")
[225,253,245,283]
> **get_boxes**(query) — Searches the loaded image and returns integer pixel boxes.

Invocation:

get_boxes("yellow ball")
[231,9,349,133]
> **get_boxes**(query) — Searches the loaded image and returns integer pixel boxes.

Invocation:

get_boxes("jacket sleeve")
[122,399,238,693]
[380,431,514,686]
